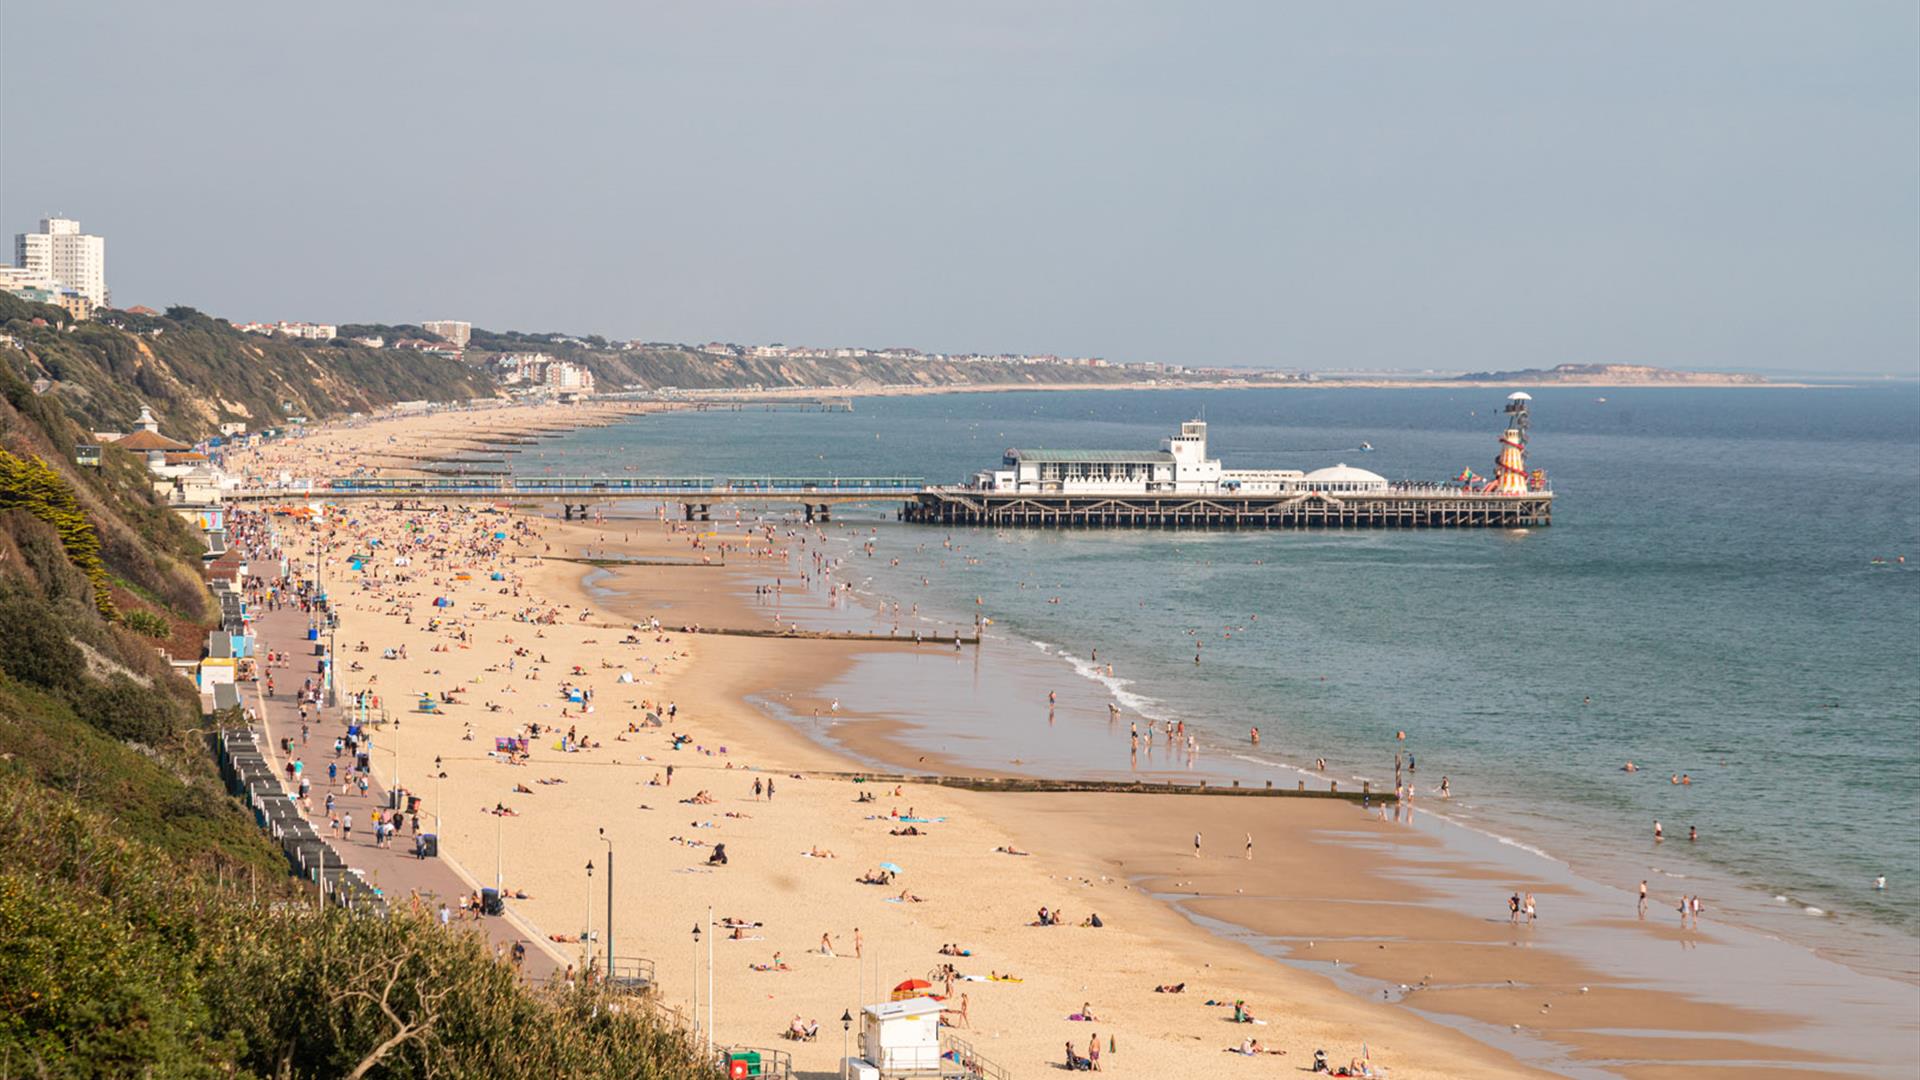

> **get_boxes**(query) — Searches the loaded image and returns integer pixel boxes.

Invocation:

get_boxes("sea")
[521,384,1920,987]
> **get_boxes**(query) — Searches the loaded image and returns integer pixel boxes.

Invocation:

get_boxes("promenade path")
[246,604,569,981]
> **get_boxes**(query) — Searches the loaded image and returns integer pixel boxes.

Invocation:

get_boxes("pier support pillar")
[815,503,830,523]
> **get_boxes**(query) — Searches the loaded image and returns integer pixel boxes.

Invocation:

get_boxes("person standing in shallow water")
[1193,832,1202,858]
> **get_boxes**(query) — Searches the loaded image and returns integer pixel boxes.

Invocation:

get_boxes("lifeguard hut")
[842,997,1006,1080]
[846,998,941,1078]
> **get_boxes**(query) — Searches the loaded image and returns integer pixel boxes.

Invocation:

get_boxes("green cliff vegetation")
[0,294,493,442]
[0,347,707,1078]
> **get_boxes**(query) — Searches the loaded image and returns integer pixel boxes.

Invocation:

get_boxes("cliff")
[0,295,494,442]
[1456,363,1767,385]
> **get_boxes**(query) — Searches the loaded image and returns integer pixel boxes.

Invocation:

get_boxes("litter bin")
[306,628,318,641]
[415,833,438,858]
[481,888,503,916]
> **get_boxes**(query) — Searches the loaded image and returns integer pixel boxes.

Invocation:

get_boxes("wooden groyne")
[688,626,979,644]
[555,554,725,568]
[821,771,1392,803]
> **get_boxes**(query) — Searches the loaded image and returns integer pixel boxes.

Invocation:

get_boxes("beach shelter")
[878,862,903,874]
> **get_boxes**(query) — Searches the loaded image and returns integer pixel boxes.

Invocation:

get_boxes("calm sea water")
[527,386,1920,979]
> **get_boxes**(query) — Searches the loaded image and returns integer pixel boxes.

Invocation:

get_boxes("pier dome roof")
[1301,464,1388,490]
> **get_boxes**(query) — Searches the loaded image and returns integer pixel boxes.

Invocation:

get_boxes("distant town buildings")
[422,320,471,349]
[235,320,337,340]
[14,217,106,307]
[544,360,594,395]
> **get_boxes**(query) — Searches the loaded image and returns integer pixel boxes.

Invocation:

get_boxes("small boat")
[1359,442,1374,452]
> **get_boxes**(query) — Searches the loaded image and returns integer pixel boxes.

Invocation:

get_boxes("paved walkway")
[247,604,569,980]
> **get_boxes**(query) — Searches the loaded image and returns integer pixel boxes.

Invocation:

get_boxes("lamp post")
[691,922,702,1042]
[494,812,503,893]
[706,904,715,1053]
[584,860,595,976]
[598,827,614,977]
[841,1009,854,1079]
[433,756,445,834]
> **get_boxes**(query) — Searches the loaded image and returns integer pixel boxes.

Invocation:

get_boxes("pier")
[222,475,1550,528]
[901,487,1553,528]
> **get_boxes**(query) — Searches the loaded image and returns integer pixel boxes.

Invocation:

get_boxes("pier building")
[907,394,1550,528]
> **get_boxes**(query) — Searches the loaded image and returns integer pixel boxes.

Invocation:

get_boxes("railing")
[939,1034,1009,1080]
[605,956,655,993]
[257,476,926,496]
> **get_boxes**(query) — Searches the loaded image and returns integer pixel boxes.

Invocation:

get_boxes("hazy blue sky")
[3,2,1915,373]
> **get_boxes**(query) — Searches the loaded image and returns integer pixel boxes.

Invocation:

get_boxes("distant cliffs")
[1456,363,1766,385]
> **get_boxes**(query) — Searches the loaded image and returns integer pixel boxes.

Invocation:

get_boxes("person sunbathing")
[1153,982,1186,993]
[514,783,534,794]
[993,845,1029,855]
[857,869,893,885]
[889,826,922,836]
[897,888,925,903]
[938,944,972,956]
[806,846,836,858]
[989,971,1022,982]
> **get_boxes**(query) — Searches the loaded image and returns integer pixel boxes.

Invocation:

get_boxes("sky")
[2,2,1916,374]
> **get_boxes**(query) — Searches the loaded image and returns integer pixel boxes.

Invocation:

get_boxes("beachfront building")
[544,360,594,396]
[972,419,1387,496]
[14,217,106,307]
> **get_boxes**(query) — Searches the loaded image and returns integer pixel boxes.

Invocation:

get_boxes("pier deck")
[222,477,1550,528]
[902,488,1552,528]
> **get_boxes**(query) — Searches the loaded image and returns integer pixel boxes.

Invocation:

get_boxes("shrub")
[122,610,171,638]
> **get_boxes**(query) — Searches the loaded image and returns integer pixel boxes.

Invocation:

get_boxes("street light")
[706,904,715,1053]
[598,827,614,978]
[841,1009,854,1078]
[691,922,702,1042]
[433,756,445,834]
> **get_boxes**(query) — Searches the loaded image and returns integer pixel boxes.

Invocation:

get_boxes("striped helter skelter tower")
[1490,392,1532,494]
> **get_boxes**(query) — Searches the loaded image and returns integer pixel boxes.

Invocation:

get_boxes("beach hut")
[855,997,943,1077]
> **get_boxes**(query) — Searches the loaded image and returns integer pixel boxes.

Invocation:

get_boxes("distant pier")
[900,488,1553,528]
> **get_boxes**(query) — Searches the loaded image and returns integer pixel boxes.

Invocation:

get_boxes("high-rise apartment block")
[14,218,106,307]
[422,320,471,349]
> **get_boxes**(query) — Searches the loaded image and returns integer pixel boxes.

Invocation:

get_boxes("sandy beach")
[220,404,1912,1079]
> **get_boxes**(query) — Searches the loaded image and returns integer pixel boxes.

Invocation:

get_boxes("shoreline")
[565,507,1915,1077]
[224,401,1916,1078]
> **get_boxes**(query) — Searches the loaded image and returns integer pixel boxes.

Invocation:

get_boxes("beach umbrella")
[878,862,903,874]
[891,979,933,1001]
